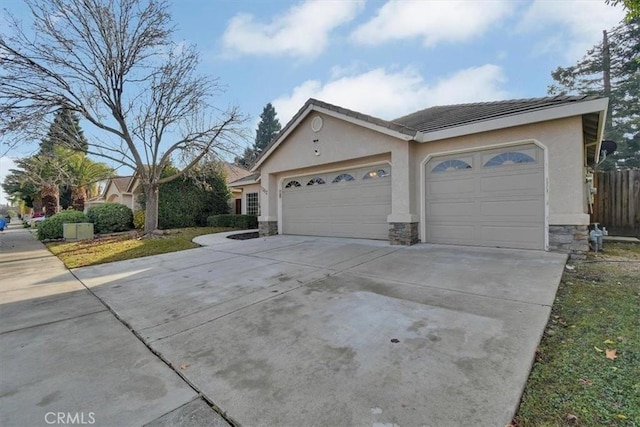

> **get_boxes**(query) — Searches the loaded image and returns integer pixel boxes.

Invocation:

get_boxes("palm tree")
[57,149,113,211]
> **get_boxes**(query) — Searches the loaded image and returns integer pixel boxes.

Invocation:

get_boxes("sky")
[0,0,626,204]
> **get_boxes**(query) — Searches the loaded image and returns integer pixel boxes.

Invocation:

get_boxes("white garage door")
[282,166,391,240]
[426,144,545,250]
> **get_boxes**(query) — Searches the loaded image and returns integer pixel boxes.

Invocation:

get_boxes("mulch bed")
[226,231,259,240]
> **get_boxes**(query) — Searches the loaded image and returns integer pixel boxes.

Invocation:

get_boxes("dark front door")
[235,199,242,214]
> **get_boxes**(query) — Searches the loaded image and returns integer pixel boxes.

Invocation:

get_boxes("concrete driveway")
[73,234,567,427]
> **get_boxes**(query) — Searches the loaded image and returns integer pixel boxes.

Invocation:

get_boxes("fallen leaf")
[603,339,615,345]
[578,378,593,385]
[606,349,617,360]
[179,363,190,370]
[594,346,604,352]
[616,414,628,420]
[390,338,400,343]
[566,413,579,424]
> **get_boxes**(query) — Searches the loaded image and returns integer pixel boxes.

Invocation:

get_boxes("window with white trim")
[332,173,355,183]
[246,192,259,216]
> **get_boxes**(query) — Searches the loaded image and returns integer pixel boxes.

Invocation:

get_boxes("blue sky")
[0,0,626,203]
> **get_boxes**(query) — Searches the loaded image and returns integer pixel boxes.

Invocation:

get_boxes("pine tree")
[40,108,89,154]
[548,18,639,169]
[235,103,282,168]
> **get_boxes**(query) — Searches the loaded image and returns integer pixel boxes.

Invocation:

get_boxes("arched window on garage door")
[363,168,390,179]
[332,173,355,183]
[285,180,302,188]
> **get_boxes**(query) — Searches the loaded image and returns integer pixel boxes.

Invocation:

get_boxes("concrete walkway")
[0,221,229,427]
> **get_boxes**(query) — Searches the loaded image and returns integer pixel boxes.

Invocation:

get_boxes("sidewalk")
[0,220,228,427]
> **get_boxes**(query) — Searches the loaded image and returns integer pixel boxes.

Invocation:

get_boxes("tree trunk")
[41,183,59,217]
[32,194,43,214]
[144,183,160,233]
[71,186,87,211]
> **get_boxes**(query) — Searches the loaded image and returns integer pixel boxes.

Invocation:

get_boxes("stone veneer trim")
[389,222,419,246]
[259,221,278,237]
[548,225,589,260]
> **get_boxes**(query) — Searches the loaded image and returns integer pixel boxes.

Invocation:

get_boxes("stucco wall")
[258,112,407,222]
[412,116,588,227]
[258,110,589,243]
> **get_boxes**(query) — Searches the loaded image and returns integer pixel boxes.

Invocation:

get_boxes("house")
[85,175,141,211]
[222,163,253,214]
[231,96,608,258]
[87,162,251,214]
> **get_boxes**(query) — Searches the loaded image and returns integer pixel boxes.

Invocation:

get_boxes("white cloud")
[518,0,625,61]
[273,64,510,123]
[351,0,514,47]
[222,0,364,58]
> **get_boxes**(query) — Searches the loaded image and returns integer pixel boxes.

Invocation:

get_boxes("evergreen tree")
[548,18,639,169]
[40,108,89,154]
[235,103,281,168]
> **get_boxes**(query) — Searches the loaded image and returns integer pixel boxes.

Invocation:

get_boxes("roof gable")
[252,95,608,170]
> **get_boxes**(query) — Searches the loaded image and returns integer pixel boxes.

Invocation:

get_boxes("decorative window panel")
[431,159,472,173]
[363,168,390,179]
[306,177,326,186]
[332,173,355,183]
[246,192,259,216]
[483,151,535,167]
[284,180,302,188]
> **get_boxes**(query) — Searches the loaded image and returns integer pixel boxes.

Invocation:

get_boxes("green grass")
[515,243,640,427]
[46,227,234,269]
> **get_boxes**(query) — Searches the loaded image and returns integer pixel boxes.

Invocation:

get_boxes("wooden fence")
[592,169,640,237]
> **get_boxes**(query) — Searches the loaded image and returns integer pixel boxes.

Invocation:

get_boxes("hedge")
[86,203,133,234]
[37,210,89,240]
[207,214,257,229]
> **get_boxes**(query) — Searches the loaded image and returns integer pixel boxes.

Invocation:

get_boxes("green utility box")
[63,222,94,241]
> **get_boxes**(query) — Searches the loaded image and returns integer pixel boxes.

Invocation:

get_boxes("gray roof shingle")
[392,95,601,133]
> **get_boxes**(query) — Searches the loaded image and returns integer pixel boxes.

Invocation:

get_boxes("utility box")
[63,222,94,241]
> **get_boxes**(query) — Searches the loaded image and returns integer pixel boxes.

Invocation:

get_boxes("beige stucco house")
[85,175,141,211]
[231,96,607,257]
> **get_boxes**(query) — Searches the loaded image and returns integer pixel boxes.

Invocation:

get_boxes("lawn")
[46,227,234,269]
[515,243,640,427]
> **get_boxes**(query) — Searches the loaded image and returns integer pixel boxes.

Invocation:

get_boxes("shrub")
[133,210,145,230]
[139,165,230,229]
[207,214,257,229]
[37,210,89,240]
[86,203,133,234]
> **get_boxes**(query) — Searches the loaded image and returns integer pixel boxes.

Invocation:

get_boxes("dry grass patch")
[46,227,234,269]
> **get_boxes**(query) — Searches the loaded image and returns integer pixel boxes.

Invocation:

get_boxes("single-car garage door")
[426,144,545,250]
[282,165,391,240]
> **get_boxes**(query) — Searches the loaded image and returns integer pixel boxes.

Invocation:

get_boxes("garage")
[425,144,545,250]
[282,165,391,240]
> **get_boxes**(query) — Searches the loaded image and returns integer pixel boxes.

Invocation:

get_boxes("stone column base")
[549,225,589,260]
[259,221,278,237]
[389,222,419,245]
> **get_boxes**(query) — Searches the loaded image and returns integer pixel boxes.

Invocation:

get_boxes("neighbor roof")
[110,176,134,193]
[222,162,252,184]
[228,172,260,187]
[252,95,607,171]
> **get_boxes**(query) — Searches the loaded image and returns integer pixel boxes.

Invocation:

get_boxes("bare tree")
[0,0,246,232]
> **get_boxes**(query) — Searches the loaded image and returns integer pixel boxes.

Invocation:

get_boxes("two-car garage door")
[282,166,391,240]
[425,144,545,250]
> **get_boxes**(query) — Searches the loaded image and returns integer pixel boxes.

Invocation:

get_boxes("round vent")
[311,116,323,132]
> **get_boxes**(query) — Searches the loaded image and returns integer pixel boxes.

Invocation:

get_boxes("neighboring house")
[85,175,141,212]
[232,96,607,258]
[222,163,253,214]
[228,172,261,215]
